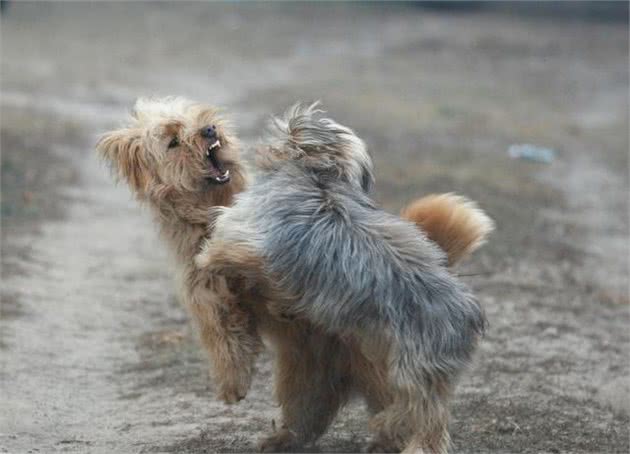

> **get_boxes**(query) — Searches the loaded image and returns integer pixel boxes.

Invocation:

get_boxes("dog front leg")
[186,270,262,404]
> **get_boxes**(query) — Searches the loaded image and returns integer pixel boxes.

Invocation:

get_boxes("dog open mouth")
[205,140,230,184]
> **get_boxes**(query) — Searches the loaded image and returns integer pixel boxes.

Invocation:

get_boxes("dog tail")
[401,193,494,266]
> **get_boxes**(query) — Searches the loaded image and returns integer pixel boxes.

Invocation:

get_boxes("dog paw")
[217,371,252,404]
[218,384,247,404]
[257,428,299,452]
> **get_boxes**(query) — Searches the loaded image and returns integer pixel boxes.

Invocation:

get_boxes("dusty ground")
[1,3,628,453]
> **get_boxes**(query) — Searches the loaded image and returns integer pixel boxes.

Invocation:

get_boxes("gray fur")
[211,104,485,388]
[264,102,375,194]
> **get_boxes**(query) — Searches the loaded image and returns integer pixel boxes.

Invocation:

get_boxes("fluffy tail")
[401,193,494,266]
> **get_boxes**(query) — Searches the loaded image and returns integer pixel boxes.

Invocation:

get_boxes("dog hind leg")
[369,383,451,454]
[347,342,399,452]
[259,327,351,452]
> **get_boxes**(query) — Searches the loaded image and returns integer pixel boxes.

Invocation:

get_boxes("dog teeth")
[206,140,221,157]
[216,170,230,182]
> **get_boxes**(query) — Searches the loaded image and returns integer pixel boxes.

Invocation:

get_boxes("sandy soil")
[1,3,628,453]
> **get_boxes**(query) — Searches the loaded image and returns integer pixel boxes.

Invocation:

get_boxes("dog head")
[97,97,241,203]
[258,102,374,193]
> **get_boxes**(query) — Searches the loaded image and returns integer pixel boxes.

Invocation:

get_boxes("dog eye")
[168,137,179,149]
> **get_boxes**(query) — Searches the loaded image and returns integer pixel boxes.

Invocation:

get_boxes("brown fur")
[401,193,495,266]
[97,97,259,403]
[99,98,491,452]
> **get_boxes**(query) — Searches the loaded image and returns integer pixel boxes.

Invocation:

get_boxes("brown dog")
[98,97,492,451]
[97,97,260,403]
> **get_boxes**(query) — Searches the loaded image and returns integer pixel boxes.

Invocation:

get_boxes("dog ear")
[96,128,151,194]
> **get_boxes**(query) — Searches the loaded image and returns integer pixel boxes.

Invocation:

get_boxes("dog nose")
[201,125,217,139]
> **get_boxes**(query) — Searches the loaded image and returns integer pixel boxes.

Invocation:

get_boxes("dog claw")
[219,387,246,404]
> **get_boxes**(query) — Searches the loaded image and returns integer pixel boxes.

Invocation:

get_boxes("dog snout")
[201,125,217,140]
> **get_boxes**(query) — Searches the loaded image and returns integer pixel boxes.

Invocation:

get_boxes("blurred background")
[1,2,628,453]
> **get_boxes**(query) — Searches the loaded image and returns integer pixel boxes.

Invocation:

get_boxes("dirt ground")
[1,3,628,453]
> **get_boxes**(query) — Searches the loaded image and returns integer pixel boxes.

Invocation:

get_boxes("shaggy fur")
[197,104,492,453]
[401,194,494,267]
[98,97,492,453]
[96,97,260,403]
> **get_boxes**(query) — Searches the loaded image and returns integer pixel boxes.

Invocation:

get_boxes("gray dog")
[196,104,491,453]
